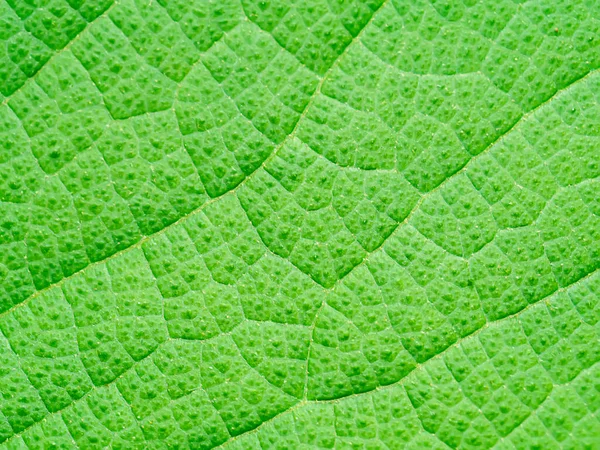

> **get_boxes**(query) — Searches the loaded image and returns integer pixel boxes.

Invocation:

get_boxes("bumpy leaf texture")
[0,0,599,448]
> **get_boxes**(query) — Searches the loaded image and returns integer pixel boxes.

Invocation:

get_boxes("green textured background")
[0,0,599,448]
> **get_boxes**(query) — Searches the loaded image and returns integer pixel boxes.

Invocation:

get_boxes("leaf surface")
[0,0,599,448]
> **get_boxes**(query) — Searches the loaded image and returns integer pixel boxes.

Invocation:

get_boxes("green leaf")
[0,0,599,448]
